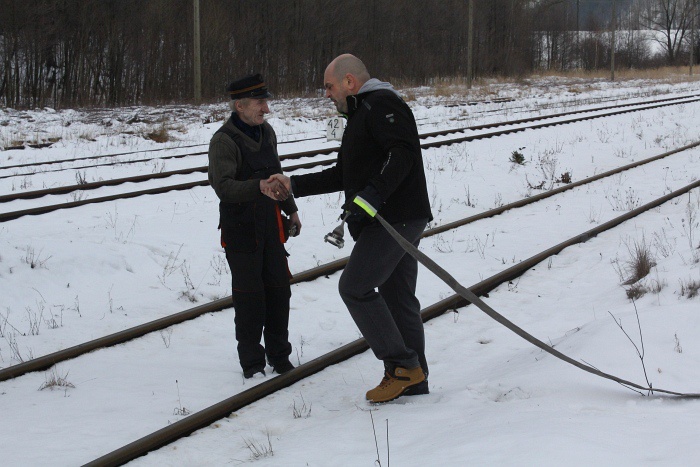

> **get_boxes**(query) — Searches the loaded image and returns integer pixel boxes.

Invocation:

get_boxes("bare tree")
[642,0,695,64]
[0,0,680,109]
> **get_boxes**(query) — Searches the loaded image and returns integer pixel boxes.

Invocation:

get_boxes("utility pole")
[193,0,202,103]
[692,0,696,76]
[611,0,616,82]
[467,0,474,89]
[576,0,580,69]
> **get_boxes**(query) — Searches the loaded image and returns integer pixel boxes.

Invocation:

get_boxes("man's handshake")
[260,173,292,201]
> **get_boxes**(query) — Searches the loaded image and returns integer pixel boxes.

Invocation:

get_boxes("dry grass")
[204,108,227,124]
[626,283,647,301]
[613,236,659,301]
[79,130,97,142]
[402,90,417,102]
[621,238,656,286]
[434,83,454,97]
[393,66,700,101]
[145,124,170,143]
[243,431,274,459]
[529,66,700,83]
[39,367,75,391]
[679,278,700,299]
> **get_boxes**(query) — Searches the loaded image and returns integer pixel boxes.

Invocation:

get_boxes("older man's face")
[237,98,270,126]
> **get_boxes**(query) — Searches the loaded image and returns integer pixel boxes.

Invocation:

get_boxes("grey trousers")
[338,218,429,374]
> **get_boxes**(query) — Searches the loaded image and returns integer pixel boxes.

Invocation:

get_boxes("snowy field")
[1,75,700,466]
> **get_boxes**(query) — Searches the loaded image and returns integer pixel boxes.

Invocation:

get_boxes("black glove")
[345,184,383,220]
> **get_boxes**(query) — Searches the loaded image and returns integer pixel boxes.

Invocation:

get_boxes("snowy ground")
[1,75,700,466]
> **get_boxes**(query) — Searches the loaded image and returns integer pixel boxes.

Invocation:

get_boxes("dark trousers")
[338,218,428,375]
[225,234,292,371]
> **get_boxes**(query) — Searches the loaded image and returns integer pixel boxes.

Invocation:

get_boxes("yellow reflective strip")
[353,196,377,217]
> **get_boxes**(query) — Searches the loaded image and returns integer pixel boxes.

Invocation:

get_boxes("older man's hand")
[288,211,302,237]
[268,173,292,192]
[260,177,289,201]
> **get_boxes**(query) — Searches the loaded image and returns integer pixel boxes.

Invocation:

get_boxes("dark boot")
[243,363,266,379]
[268,358,295,375]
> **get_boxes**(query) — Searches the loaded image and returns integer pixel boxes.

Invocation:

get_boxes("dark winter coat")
[208,115,297,250]
[291,88,432,237]
[208,115,296,214]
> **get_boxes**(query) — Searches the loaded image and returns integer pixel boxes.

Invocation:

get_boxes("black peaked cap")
[226,73,272,100]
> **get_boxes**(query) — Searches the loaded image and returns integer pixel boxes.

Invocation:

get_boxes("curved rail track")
[2,138,698,385]
[80,177,700,467]
[3,91,700,465]
[0,87,685,174]
[1,93,699,223]
[0,92,693,180]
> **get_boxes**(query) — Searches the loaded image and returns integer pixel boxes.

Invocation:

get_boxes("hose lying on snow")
[374,213,700,398]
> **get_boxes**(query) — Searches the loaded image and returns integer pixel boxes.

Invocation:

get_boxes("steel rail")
[0,151,209,181]
[421,96,700,149]
[1,85,678,169]
[3,96,699,222]
[0,148,339,203]
[0,144,335,182]
[82,178,700,467]
[0,165,209,202]
[418,93,700,139]
[0,258,346,382]
[0,158,339,222]
[0,91,669,172]
[1,91,694,186]
[2,139,698,383]
[0,144,207,171]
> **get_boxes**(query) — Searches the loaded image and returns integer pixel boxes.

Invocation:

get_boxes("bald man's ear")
[344,73,359,92]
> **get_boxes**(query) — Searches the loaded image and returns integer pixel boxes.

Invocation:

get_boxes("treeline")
[0,0,697,109]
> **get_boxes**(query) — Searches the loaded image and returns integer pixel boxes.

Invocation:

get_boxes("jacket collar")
[345,93,367,118]
[346,79,400,117]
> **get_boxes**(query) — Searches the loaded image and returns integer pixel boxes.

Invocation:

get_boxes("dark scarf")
[231,112,261,142]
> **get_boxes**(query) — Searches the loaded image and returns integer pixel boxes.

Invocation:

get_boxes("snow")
[1,75,700,466]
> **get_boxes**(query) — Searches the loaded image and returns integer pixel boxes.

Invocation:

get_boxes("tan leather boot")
[365,366,426,403]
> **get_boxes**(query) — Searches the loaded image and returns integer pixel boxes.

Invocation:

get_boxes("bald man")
[272,54,433,403]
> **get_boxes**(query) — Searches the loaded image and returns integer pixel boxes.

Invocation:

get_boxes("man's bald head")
[326,54,371,85]
[323,54,372,114]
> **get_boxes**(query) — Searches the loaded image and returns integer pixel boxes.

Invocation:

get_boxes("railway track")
[1,92,693,181]
[0,94,582,172]
[1,143,698,465]
[3,91,700,465]
[2,138,698,385]
[81,178,700,467]
[0,89,691,178]
[1,93,699,223]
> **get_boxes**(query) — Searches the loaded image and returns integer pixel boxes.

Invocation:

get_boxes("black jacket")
[292,89,432,235]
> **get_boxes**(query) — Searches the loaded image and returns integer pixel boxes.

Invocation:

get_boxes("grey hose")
[375,213,699,398]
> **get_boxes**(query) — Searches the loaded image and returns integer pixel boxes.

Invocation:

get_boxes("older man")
[208,74,301,379]
[271,55,432,402]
